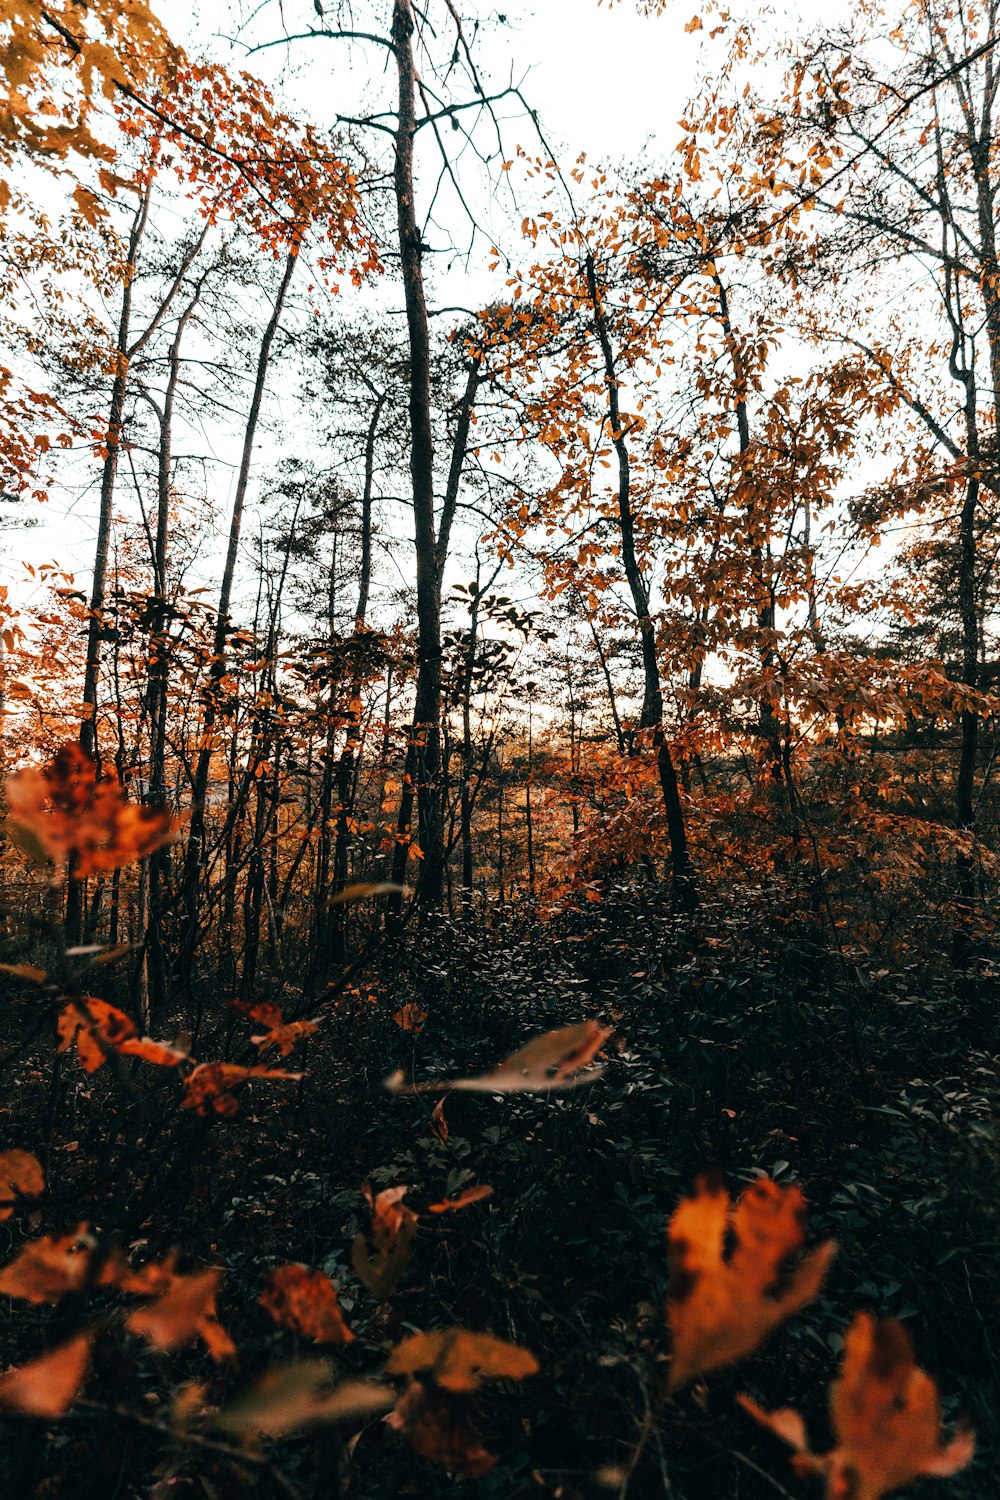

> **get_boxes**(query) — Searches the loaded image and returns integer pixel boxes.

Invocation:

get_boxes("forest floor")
[1,881,997,1498]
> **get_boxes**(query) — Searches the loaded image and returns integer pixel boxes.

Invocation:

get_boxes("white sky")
[7,0,842,615]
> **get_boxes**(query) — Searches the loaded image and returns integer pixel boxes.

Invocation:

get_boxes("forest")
[0,0,996,1495]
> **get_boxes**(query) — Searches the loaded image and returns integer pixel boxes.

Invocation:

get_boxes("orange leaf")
[6,743,181,881]
[57,997,136,1073]
[217,1362,392,1437]
[388,1379,496,1476]
[428,1185,493,1214]
[393,1002,428,1033]
[385,1020,612,1095]
[430,1097,448,1144]
[0,1226,94,1304]
[387,1329,538,1393]
[739,1312,974,1500]
[351,1183,417,1300]
[0,1149,44,1221]
[0,1331,92,1416]
[260,1265,355,1345]
[182,1062,301,1117]
[127,1266,235,1361]
[251,1019,318,1056]
[666,1173,835,1391]
[118,1036,188,1067]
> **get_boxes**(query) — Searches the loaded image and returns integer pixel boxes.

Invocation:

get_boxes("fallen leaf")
[388,1379,495,1476]
[127,1266,235,1361]
[0,1226,94,1304]
[182,1062,301,1117]
[0,1149,44,1221]
[428,1185,493,1213]
[393,1002,428,1033]
[251,1019,318,1056]
[739,1312,974,1500]
[57,997,137,1073]
[0,1331,92,1416]
[387,1328,538,1392]
[385,1020,612,1095]
[666,1173,835,1391]
[352,1183,417,1300]
[216,1362,392,1437]
[260,1265,355,1344]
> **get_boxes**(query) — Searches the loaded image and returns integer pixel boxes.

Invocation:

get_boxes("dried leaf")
[351,1183,417,1300]
[260,1265,355,1345]
[0,1149,44,1221]
[430,1097,449,1144]
[329,882,403,906]
[6,743,180,880]
[387,1328,538,1392]
[251,1019,318,1056]
[666,1173,835,1391]
[0,1226,94,1304]
[0,1331,92,1416]
[127,1266,235,1361]
[0,963,48,984]
[57,997,136,1073]
[182,1062,301,1117]
[118,1036,188,1067]
[393,1002,428,1034]
[428,1185,493,1214]
[386,1020,612,1095]
[739,1313,975,1500]
[387,1379,496,1476]
[216,1362,392,1438]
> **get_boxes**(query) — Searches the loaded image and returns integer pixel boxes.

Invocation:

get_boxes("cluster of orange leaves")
[6,742,180,880]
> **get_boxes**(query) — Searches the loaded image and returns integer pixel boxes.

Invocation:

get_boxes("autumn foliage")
[0,0,996,1494]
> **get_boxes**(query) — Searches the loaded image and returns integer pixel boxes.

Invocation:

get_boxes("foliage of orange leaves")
[127,1266,235,1362]
[387,1329,539,1392]
[739,1312,975,1500]
[427,1184,493,1213]
[386,1019,612,1094]
[666,1173,836,1391]
[260,1265,355,1345]
[0,1332,92,1417]
[181,1062,300,1117]
[387,1379,497,1477]
[0,1149,44,1220]
[0,1226,94,1304]
[351,1183,418,1299]
[6,743,180,880]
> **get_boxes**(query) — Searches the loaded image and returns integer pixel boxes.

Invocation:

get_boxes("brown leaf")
[428,1185,493,1214]
[393,1002,428,1033]
[6,743,180,881]
[387,1379,496,1476]
[387,1328,538,1392]
[351,1183,418,1300]
[0,1149,44,1221]
[181,1062,301,1117]
[666,1173,835,1391]
[251,1019,318,1056]
[739,1313,975,1500]
[0,1331,92,1416]
[216,1362,392,1438]
[430,1097,449,1144]
[385,1020,612,1095]
[127,1266,235,1361]
[0,1226,94,1304]
[118,1036,188,1067]
[57,997,137,1074]
[260,1265,355,1345]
